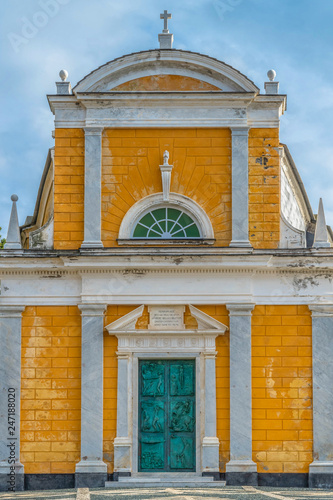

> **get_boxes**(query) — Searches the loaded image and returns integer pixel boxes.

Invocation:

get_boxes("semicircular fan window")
[132,207,201,239]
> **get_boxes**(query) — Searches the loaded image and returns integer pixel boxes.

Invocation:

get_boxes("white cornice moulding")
[105,305,145,332]
[308,304,333,317]
[47,92,286,130]
[226,303,255,315]
[0,306,25,317]
[189,305,228,332]
[72,50,259,93]
[105,303,228,336]
[78,303,107,316]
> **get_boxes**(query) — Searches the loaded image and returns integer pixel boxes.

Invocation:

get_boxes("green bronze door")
[139,359,196,472]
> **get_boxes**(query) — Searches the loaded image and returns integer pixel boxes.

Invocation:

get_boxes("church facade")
[1,14,333,491]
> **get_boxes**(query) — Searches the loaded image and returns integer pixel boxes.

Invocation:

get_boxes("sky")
[1,0,333,236]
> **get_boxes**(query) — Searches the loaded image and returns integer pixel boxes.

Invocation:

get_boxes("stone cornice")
[308,305,333,317]
[78,303,107,316]
[1,248,333,276]
[226,303,255,315]
[72,49,260,93]
[47,90,286,129]
[2,247,333,258]
[115,330,219,354]
[0,267,332,277]
[0,306,25,317]
[1,255,333,276]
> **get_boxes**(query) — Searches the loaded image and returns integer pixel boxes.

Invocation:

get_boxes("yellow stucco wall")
[54,129,84,250]
[111,75,221,91]
[252,305,313,473]
[21,306,81,474]
[249,129,280,249]
[52,127,281,250]
[101,128,232,247]
[20,304,313,475]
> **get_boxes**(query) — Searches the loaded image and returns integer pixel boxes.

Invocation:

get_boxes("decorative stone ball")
[59,69,68,82]
[267,69,276,82]
[11,194,18,202]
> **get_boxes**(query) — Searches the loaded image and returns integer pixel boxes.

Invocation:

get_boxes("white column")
[226,304,257,485]
[0,306,25,492]
[114,353,132,475]
[81,127,104,249]
[202,352,220,475]
[309,305,333,488]
[76,304,107,487]
[230,128,251,248]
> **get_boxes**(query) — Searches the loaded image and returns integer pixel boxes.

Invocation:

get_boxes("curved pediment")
[111,74,221,91]
[73,49,259,93]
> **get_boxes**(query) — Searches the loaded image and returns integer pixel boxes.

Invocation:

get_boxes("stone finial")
[265,69,279,94]
[4,195,22,250]
[313,198,331,248]
[59,69,68,82]
[160,150,173,201]
[159,10,174,49]
[267,69,276,82]
[56,69,72,95]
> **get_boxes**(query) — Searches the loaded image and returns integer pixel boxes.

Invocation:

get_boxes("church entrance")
[138,359,196,472]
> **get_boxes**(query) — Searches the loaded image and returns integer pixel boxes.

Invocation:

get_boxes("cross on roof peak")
[160,10,172,33]
[158,10,174,49]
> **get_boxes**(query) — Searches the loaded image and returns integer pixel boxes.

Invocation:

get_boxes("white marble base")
[229,240,252,248]
[309,461,333,474]
[226,460,257,473]
[0,461,24,474]
[0,461,24,492]
[81,241,104,249]
[75,460,107,474]
[114,437,132,473]
[202,437,219,472]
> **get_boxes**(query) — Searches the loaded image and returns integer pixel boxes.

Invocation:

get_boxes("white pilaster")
[202,352,219,473]
[81,127,104,249]
[230,128,251,248]
[226,304,257,482]
[114,353,132,474]
[76,304,107,478]
[309,305,333,487]
[0,306,25,492]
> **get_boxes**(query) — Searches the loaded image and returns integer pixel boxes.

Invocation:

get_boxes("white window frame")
[118,193,215,244]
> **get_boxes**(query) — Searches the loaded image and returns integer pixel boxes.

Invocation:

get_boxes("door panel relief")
[139,359,196,472]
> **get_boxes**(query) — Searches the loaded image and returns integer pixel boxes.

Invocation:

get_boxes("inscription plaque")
[148,306,185,330]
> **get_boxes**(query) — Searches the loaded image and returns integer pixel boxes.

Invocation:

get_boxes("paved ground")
[1,486,333,500]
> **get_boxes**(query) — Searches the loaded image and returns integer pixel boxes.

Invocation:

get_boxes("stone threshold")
[106,472,226,488]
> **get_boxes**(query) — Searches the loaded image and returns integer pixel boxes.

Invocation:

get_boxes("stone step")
[105,480,227,489]
[119,475,214,482]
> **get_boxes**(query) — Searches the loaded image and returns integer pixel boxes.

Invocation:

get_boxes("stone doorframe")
[105,305,228,478]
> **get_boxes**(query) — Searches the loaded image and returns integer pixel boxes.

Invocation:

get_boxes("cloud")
[1,0,333,234]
